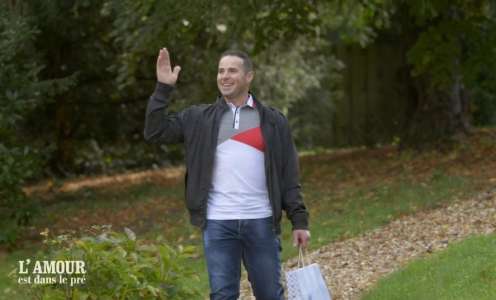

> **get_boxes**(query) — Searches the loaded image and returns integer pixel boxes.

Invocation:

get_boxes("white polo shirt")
[206,95,272,220]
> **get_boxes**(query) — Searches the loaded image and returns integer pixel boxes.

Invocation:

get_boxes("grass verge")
[361,234,496,300]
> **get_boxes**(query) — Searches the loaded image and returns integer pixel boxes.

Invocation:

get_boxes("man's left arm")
[280,117,310,248]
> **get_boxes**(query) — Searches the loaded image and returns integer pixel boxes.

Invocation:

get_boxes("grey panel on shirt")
[217,106,260,145]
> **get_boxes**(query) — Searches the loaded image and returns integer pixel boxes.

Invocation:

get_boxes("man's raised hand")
[156,48,181,85]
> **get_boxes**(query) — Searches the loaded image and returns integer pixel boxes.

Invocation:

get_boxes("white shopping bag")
[286,247,332,300]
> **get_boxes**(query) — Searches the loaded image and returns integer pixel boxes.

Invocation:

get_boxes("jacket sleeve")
[144,82,186,144]
[281,116,309,231]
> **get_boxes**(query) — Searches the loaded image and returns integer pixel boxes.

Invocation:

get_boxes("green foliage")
[101,0,496,151]
[0,145,40,246]
[0,3,43,247]
[107,1,318,74]
[0,6,41,136]
[103,0,338,149]
[405,0,496,89]
[253,37,334,112]
[0,1,80,246]
[0,3,77,137]
[342,0,496,97]
[23,0,116,173]
[22,226,201,300]
[105,0,321,101]
[4,0,495,176]
[286,43,344,148]
[342,0,496,147]
[319,1,390,47]
[473,84,496,126]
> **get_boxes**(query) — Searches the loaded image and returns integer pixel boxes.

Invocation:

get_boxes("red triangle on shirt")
[231,127,265,152]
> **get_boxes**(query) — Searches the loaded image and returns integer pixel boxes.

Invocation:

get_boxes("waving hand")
[156,48,181,85]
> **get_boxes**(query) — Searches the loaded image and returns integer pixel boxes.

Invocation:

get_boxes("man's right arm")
[143,48,184,144]
[143,82,185,144]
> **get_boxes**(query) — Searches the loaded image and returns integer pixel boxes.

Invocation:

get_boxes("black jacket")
[144,82,308,234]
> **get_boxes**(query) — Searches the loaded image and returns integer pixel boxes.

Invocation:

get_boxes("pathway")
[240,188,496,299]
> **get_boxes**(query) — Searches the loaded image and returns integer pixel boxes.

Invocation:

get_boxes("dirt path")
[23,166,185,197]
[240,188,496,299]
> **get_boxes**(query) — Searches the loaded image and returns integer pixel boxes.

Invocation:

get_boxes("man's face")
[217,55,253,100]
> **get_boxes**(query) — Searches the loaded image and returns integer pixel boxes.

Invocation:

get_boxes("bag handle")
[297,246,310,268]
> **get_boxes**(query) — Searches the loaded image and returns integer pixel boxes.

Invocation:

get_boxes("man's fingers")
[157,47,171,69]
[292,230,310,248]
[162,47,169,60]
[298,235,308,248]
[301,236,309,248]
[173,65,181,76]
[157,49,165,68]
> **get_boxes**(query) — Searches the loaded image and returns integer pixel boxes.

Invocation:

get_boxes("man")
[144,48,310,300]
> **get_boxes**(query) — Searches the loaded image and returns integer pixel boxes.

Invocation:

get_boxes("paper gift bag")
[286,247,332,300]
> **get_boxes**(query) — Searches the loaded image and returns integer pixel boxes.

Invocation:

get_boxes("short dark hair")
[220,50,253,72]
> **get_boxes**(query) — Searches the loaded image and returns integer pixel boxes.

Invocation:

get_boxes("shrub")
[0,145,41,247]
[19,226,201,299]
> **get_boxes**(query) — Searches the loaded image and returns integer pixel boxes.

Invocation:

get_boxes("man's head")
[217,50,254,101]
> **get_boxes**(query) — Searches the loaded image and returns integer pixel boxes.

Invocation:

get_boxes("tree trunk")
[400,73,472,151]
[49,97,74,176]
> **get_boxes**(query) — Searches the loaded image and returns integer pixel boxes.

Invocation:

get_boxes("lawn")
[1,129,495,299]
[361,234,496,300]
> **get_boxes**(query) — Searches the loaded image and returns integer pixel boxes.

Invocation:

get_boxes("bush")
[473,85,496,127]
[18,226,201,300]
[0,145,40,247]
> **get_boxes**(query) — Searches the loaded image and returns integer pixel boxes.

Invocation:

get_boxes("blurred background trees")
[0,1,66,245]
[1,0,496,242]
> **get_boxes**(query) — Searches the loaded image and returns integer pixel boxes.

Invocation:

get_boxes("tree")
[23,0,117,174]
[0,1,72,246]
[353,0,496,149]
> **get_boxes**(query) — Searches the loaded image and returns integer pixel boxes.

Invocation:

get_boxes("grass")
[2,132,495,299]
[361,234,496,300]
[277,171,473,261]
[0,169,478,299]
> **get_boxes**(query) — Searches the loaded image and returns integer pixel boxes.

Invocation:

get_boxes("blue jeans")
[202,217,284,300]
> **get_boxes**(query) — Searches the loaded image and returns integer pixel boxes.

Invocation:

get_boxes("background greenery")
[2,0,495,179]
[1,0,496,297]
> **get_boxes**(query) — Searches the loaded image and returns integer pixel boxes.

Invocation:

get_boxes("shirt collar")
[246,94,255,108]
[226,94,256,110]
